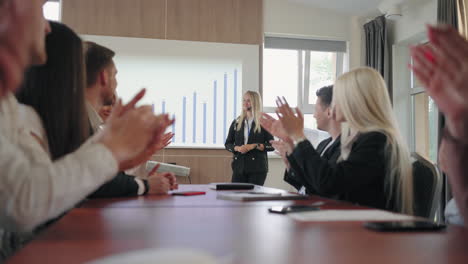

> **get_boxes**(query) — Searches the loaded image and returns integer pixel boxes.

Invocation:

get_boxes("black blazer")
[225,119,274,174]
[284,136,341,194]
[87,120,143,198]
[287,132,388,210]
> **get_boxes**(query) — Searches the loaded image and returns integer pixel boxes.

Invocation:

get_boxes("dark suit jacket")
[87,120,144,198]
[284,136,341,194]
[287,132,388,210]
[225,119,274,174]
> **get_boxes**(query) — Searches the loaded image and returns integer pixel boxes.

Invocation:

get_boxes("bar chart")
[151,69,240,146]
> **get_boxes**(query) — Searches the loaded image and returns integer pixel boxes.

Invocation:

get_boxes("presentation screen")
[83,35,259,148]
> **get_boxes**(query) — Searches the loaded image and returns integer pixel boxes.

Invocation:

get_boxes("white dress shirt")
[0,94,118,232]
[244,118,253,145]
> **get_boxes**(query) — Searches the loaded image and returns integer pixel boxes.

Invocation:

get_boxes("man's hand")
[275,97,306,142]
[99,90,174,171]
[260,113,290,141]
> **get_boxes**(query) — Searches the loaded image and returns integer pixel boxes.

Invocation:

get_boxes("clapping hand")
[260,113,290,141]
[275,97,306,141]
[100,89,175,171]
[271,139,294,169]
[410,25,468,144]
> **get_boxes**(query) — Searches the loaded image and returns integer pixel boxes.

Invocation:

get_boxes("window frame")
[262,46,345,116]
[409,47,441,163]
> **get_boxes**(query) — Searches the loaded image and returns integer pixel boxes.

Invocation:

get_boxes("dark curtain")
[437,0,459,219]
[364,16,391,99]
[438,0,459,25]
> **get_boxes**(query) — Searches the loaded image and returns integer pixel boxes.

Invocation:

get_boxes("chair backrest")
[411,152,442,221]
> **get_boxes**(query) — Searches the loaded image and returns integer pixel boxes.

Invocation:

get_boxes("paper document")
[289,209,416,222]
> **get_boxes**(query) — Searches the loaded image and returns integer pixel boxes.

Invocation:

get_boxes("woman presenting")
[225,91,274,185]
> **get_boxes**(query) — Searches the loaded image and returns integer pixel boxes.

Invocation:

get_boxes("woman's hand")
[275,97,306,141]
[411,25,468,144]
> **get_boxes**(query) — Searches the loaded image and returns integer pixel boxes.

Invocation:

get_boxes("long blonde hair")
[333,67,413,214]
[236,91,262,133]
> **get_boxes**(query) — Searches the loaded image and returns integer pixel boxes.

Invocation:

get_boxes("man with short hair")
[283,85,341,194]
[84,41,177,197]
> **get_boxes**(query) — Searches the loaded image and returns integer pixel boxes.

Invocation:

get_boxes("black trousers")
[232,171,267,186]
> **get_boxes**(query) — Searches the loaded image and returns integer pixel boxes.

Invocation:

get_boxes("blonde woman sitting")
[262,67,413,214]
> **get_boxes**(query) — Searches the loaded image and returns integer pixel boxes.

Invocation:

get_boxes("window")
[263,37,346,132]
[43,1,61,21]
[410,50,439,163]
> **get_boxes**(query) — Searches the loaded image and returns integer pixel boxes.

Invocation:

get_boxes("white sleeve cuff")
[134,178,145,195]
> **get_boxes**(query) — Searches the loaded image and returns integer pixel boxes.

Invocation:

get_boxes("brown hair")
[17,22,90,160]
[84,41,115,87]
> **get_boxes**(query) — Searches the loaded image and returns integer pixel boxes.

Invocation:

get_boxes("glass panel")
[412,92,438,163]
[410,57,423,89]
[303,114,317,130]
[308,51,336,104]
[410,42,429,89]
[263,49,299,107]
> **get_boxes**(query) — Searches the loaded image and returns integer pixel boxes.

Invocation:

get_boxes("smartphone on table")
[171,191,206,196]
[364,221,446,232]
[268,205,320,214]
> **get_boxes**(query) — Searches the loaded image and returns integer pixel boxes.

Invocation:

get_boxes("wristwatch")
[255,143,260,149]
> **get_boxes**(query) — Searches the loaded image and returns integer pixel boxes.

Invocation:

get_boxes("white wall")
[393,0,437,43]
[391,0,436,146]
[264,0,351,40]
[262,0,367,190]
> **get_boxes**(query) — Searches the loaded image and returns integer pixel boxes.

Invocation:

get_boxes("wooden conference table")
[8,185,468,264]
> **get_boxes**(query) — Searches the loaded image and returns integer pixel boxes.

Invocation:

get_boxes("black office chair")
[411,152,442,221]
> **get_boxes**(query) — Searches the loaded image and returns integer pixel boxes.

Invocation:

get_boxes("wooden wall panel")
[152,149,233,184]
[166,0,263,44]
[62,0,166,39]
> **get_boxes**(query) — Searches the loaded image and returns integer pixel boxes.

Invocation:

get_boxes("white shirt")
[0,94,118,232]
[243,118,254,145]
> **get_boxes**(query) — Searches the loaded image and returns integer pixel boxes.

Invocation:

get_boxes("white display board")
[83,35,259,148]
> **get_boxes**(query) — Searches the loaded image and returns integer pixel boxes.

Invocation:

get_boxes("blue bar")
[182,97,186,143]
[234,69,237,119]
[193,92,197,143]
[213,81,217,144]
[223,73,227,141]
[162,101,166,114]
[151,103,155,113]
[171,114,175,142]
[203,103,207,144]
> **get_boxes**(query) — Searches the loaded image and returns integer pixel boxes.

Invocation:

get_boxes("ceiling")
[289,0,383,16]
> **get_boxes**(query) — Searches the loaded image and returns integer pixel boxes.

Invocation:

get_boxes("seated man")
[275,86,341,194]
[84,42,178,197]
